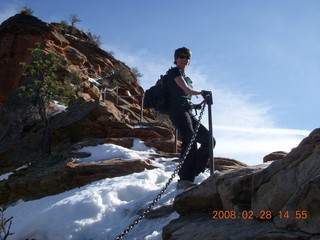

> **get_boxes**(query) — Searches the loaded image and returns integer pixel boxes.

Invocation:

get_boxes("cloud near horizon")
[213,125,309,165]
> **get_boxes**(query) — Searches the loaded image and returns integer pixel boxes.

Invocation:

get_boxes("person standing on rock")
[166,47,215,189]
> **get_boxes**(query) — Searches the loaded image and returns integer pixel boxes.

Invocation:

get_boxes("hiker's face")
[176,55,191,69]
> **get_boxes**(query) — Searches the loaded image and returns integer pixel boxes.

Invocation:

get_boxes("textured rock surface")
[173,164,266,216]
[173,171,223,215]
[251,129,320,220]
[163,129,320,238]
[162,213,316,240]
[273,175,320,234]
[0,14,52,109]
[214,157,248,170]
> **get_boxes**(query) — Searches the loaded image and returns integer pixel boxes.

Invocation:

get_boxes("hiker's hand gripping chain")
[201,90,213,105]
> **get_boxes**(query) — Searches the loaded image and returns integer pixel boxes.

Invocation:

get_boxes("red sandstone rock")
[0,14,142,110]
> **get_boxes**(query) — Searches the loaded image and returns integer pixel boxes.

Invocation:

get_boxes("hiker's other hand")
[192,103,202,110]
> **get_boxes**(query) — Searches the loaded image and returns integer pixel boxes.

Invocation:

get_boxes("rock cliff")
[0,14,175,205]
[163,128,320,239]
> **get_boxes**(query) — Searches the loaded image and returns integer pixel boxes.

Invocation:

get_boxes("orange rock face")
[0,14,143,110]
[0,15,49,109]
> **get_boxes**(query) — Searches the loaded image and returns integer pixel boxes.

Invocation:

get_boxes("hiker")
[166,47,216,189]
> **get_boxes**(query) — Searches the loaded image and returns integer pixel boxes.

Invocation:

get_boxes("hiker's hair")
[174,47,192,65]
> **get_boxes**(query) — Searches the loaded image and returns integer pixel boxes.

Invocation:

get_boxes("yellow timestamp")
[212,210,272,220]
[212,210,308,220]
[278,210,308,219]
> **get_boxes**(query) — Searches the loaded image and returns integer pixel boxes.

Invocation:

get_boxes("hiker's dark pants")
[168,106,215,182]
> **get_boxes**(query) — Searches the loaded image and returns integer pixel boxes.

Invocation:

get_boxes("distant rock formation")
[263,151,287,162]
[163,128,320,239]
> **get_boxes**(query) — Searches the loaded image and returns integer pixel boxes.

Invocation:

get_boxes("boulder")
[263,151,287,163]
[173,157,248,170]
[214,157,248,171]
[251,129,320,222]
[144,139,178,153]
[216,165,265,211]
[274,175,320,234]
[143,203,175,219]
[173,172,223,215]
[173,164,266,216]
[64,158,156,188]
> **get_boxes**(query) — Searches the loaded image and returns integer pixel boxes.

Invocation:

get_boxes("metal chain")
[114,103,206,240]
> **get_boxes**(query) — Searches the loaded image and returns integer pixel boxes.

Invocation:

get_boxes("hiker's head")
[174,47,192,65]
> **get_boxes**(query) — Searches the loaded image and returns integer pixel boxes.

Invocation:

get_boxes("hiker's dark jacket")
[166,67,193,111]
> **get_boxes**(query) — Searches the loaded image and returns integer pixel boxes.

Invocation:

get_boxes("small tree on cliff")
[70,14,81,27]
[20,43,75,156]
[20,6,34,15]
[86,30,102,47]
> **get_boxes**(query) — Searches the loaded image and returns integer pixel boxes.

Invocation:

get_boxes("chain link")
[114,103,206,240]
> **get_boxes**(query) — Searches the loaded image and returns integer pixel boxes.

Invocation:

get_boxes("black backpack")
[143,74,170,114]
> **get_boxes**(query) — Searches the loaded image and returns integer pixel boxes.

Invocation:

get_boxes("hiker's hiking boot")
[176,180,196,190]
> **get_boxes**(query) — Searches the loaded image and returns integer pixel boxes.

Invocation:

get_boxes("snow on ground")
[88,77,102,86]
[0,164,29,181]
[4,138,209,240]
[75,139,156,163]
[51,100,67,117]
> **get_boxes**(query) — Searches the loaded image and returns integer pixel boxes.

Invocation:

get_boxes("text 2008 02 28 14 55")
[212,210,308,220]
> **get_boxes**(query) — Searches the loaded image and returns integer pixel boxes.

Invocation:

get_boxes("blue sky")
[1,0,319,163]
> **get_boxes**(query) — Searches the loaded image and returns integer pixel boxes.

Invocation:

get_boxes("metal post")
[206,91,215,174]
[102,88,106,101]
[140,94,144,122]
[99,87,103,101]
[116,87,119,107]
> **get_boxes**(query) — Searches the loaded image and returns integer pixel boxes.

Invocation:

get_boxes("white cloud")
[213,125,309,165]
[194,87,309,166]
[212,88,274,128]
[100,44,310,166]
